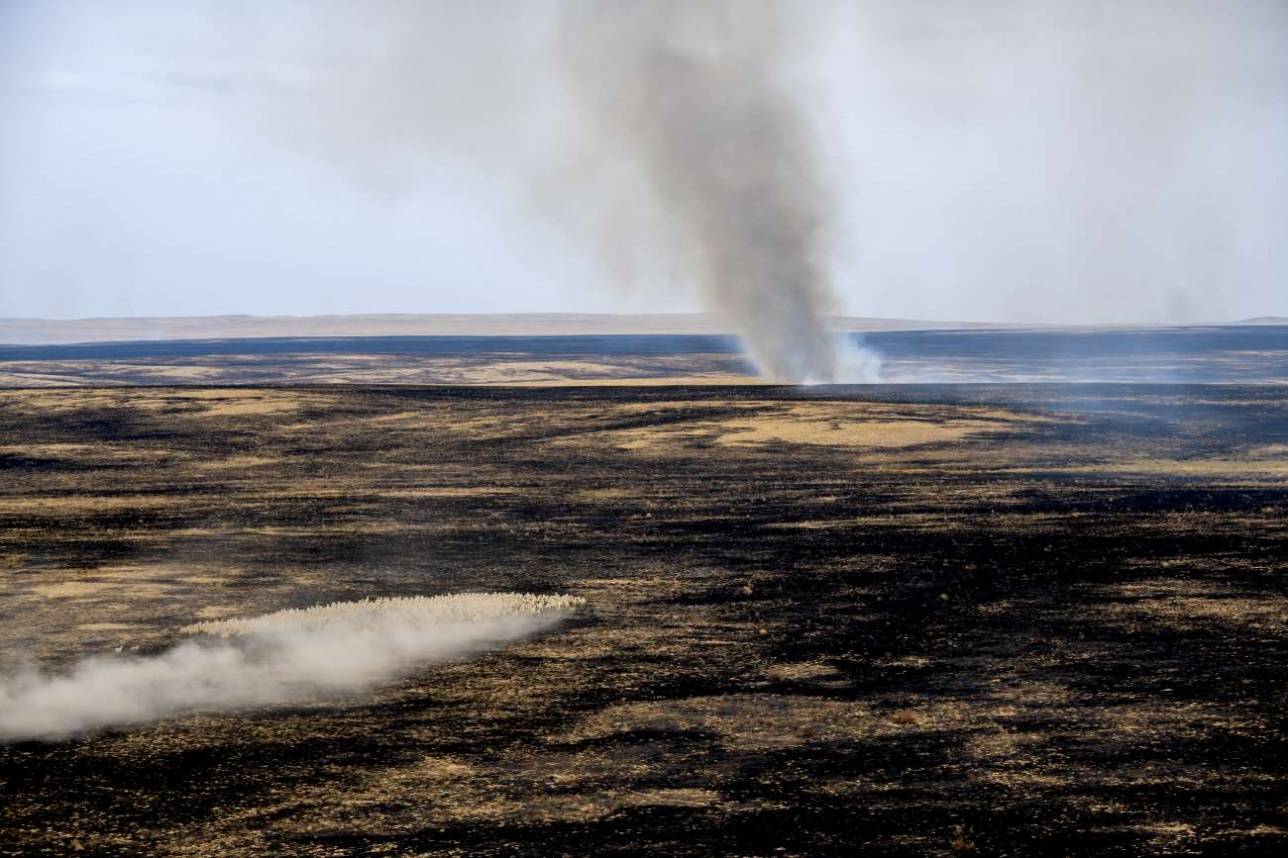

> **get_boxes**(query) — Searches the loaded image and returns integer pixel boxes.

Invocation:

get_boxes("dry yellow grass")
[570,401,1043,452]
[715,416,995,448]
[29,582,116,599]
[1095,581,1288,634]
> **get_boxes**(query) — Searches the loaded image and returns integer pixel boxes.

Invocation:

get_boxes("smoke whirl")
[237,1,882,381]
[562,1,865,382]
[0,593,583,742]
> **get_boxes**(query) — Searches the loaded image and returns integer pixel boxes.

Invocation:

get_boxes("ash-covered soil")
[1,385,1286,856]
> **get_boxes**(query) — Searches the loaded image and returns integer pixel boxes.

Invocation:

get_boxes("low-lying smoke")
[0,593,583,742]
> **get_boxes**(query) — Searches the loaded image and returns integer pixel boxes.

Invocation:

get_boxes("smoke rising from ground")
[0,593,583,742]
[265,0,1284,375]
[264,0,1288,331]
[557,2,868,382]
[274,0,877,382]
[5,2,1284,335]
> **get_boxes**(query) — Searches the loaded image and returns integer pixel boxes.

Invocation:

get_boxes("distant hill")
[3,312,1282,346]
[0,313,1008,345]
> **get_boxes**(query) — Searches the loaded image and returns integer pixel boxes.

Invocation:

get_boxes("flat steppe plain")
[5,325,1288,386]
[1,384,1286,855]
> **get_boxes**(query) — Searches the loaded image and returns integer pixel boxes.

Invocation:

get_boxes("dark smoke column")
[563,1,841,382]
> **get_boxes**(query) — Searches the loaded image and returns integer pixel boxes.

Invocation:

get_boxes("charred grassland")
[1,384,1286,856]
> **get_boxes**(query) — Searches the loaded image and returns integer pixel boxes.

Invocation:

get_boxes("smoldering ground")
[0,593,583,742]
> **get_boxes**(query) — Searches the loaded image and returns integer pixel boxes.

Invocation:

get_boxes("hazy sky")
[2,1,1285,323]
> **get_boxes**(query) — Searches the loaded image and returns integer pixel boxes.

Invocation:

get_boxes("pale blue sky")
[2,1,1286,323]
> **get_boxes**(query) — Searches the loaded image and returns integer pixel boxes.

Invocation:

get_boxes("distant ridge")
[0,313,1008,346]
[2,312,1283,346]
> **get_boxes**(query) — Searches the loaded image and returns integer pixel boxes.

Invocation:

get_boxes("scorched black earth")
[0,384,1285,856]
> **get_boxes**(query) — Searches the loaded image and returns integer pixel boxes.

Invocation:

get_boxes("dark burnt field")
[1,384,1286,856]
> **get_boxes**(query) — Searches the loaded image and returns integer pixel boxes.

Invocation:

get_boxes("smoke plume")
[557,1,868,382]
[0,593,583,742]
[6,2,1287,334]
[268,0,1287,334]
[271,1,877,383]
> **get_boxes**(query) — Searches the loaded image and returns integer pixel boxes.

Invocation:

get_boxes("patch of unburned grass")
[1094,580,1288,634]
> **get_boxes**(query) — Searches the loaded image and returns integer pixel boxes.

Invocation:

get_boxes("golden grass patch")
[1071,456,1288,478]
[377,487,517,498]
[1095,580,1288,634]
[29,581,115,599]
[76,622,134,632]
[0,495,180,513]
[762,660,850,687]
[188,394,306,417]
[714,415,1003,449]
[575,401,1041,452]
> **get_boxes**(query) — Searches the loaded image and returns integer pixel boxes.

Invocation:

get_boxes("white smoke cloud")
[0,593,583,742]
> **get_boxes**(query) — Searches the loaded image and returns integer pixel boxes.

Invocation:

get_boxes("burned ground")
[0,385,1286,856]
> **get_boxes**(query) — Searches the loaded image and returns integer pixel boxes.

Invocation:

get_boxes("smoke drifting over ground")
[0,593,583,742]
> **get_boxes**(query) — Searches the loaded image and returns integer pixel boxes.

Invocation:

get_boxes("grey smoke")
[279,0,1288,331]
[5,3,1284,337]
[557,2,864,382]
[0,593,581,742]
[268,0,876,382]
